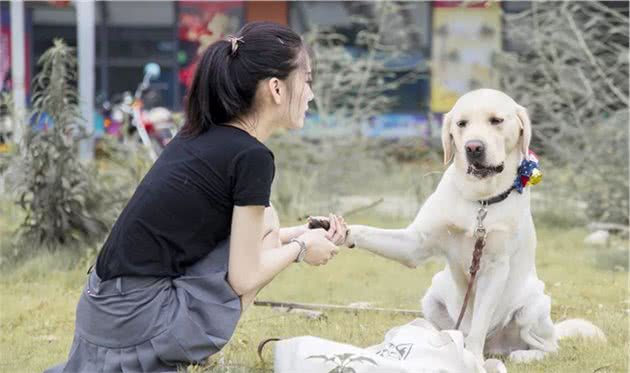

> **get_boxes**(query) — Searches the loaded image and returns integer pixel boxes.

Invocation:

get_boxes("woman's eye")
[456,120,467,128]
[490,117,504,125]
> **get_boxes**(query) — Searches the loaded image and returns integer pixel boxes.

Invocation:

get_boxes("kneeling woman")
[45,21,346,373]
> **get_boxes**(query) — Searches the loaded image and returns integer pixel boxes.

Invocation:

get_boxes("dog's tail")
[554,319,607,342]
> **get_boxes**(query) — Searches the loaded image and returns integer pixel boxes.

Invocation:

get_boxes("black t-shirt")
[95,125,275,281]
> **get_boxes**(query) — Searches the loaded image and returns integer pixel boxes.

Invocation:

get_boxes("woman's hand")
[308,214,348,246]
[327,214,348,246]
[298,228,339,266]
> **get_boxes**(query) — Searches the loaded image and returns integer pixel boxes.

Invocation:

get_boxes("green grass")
[0,214,628,373]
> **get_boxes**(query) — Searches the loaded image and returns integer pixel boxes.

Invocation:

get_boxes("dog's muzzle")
[467,162,505,179]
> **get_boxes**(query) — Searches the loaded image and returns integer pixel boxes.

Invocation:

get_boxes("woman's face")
[284,54,314,130]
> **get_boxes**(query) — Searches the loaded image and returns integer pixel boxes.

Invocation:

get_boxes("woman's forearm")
[230,241,300,295]
[240,225,309,293]
[279,224,308,244]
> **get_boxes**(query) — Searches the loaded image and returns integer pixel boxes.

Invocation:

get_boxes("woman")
[45,21,346,373]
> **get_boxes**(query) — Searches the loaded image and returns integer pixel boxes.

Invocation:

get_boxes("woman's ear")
[441,111,454,165]
[516,105,531,160]
[267,78,283,105]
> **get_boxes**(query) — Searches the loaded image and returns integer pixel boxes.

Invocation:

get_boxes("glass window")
[502,1,531,14]
[30,4,78,95]
[29,2,177,108]
[290,1,430,54]
[289,1,353,34]
[105,1,174,27]
[103,2,176,106]
[289,1,431,113]
[106,66,174,109]
[106,27,174,61]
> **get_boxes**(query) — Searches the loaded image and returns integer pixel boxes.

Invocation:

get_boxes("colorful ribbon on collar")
[513,150,542,193]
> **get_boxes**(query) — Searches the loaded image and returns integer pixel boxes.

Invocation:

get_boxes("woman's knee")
[240,290,258,311]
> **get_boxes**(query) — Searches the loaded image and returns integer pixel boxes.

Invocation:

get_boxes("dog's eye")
[456,120,467,128]
[490,117,504,125]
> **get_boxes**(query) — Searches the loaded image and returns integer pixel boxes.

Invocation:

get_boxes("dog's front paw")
[509,349,546,363]
[484,358,507,373]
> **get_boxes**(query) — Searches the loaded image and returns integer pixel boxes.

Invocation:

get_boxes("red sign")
[1,8,31,94]
[177,1,244,88]
[47,0,71,8]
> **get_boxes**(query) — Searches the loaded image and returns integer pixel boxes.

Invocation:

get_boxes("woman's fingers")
[331,215,346,245]
[338,216,350,246]
[325,213,337,240]
[307,214,348,246]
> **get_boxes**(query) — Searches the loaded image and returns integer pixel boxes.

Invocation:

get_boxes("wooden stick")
[298,197,385,221]
[342,197,385,217]
[253,300,422,317]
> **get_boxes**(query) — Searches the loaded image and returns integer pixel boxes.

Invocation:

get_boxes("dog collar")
[477,150,542,206]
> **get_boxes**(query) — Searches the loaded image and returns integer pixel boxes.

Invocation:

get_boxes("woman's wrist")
[279,224,309,244]
[289,238,308,262]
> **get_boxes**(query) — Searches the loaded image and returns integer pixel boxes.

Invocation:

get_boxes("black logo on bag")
[375,343,414,360]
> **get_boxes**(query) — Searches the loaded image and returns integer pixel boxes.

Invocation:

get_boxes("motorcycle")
[100,63,178,161]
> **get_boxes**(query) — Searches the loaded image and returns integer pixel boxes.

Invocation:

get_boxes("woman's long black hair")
[182,21,304,136]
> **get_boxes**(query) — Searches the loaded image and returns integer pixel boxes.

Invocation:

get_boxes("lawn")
[0,214,627,373]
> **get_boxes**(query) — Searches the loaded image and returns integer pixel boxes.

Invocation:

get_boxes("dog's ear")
[441,111,454,165]
[516,105,531,160]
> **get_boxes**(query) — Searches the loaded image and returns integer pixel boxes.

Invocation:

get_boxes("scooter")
[101,63,178,161]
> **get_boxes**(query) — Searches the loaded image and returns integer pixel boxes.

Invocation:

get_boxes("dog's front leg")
[465,254,510,360]
[346,226,434,268]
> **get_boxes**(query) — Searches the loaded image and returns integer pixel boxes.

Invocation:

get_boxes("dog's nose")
[465,140,485,160]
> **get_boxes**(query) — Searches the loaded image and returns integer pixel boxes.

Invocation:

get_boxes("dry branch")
[254,300,423,317]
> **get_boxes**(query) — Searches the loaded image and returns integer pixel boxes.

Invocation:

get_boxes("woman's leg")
[239,205,281,310]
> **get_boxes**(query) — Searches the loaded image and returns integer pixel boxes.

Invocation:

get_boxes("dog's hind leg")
[421,292,455,331]
[484,318,545,364]
[514,293,558,352]
[508,292,558,363]
[484,318,529,356]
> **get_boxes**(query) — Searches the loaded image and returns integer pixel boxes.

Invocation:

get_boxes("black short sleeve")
[95,125,276,281]
[231,147,275,207]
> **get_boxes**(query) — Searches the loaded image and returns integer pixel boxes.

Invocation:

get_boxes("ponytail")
[181,22,304,137]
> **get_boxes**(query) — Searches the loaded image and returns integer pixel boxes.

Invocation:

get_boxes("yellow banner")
[430,3,502,113]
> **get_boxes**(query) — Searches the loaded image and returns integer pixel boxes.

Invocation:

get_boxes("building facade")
[1,1,533,138]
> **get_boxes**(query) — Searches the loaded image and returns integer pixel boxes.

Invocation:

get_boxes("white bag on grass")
[274,318,491,373]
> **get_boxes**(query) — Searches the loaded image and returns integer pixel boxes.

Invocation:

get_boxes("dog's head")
[441,89,531,179]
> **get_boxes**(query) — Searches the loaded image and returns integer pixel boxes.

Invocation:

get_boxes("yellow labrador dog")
[345,89,605,370]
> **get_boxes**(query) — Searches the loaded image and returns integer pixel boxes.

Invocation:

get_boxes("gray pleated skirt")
[44,240,241,373]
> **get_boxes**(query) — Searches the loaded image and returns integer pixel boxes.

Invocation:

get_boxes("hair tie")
[227,35,244,56]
